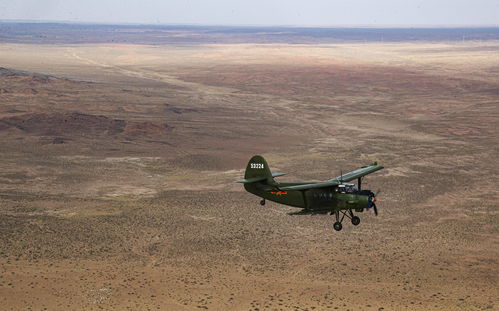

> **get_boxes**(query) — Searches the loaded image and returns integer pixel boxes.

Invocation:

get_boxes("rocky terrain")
[0,29,498,310]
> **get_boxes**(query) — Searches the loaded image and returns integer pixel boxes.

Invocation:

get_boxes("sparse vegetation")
[0,27,498,310]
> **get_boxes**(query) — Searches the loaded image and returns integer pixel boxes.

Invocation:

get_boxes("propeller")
[366,191,380,216]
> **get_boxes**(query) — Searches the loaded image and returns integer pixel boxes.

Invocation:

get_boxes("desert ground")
[0,26,498,310]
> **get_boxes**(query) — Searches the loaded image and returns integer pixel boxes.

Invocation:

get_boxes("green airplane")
[236,155,384,231]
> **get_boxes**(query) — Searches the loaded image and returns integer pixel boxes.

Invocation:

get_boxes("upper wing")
[278,163,383,191]
[332,163,384,182]
[278,179,340,191]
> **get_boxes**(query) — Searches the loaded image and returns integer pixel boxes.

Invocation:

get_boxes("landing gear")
[332,209,360,231]
[260,199,266,206]
[333,222,343,231]
[349,209,360,226]
[333,210,343,231]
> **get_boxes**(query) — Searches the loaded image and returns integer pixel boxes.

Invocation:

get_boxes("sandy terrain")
[0,32,498,310]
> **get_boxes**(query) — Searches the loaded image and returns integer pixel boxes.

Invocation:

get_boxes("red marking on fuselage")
[270,191,288,195]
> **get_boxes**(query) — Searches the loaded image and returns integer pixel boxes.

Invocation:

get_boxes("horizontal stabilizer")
[272,172,286,178]
[234,176,267,183]
[235,172,286,183]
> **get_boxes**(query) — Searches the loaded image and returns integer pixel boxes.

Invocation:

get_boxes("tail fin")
[235,155,273,184]
[245,155,272,181]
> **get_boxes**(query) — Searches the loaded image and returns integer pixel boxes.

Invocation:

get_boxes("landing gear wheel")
[260,199,265,206]
[351,216,360,226]
[333,222,343,231]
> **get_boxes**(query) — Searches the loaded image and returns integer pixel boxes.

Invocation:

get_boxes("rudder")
[244,155,273,183]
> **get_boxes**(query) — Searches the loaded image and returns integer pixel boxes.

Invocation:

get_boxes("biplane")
[236,155,384,231]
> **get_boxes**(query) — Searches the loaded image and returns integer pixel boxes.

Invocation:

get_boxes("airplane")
[235,155,384,231]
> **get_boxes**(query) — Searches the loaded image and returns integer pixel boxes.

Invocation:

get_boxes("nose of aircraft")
[366,191,379,216]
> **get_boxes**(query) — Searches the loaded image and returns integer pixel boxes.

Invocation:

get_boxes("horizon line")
[1,19,499,29]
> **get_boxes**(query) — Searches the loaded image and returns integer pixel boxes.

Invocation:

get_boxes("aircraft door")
[305,188,333,209]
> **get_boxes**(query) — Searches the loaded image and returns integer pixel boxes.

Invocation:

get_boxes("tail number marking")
[250,163,264,169]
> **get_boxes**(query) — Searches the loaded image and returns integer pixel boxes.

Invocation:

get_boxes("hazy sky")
[0,0,498,26]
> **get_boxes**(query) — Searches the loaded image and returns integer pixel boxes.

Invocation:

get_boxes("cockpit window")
[349,185,357,193]
[339,184,358,193]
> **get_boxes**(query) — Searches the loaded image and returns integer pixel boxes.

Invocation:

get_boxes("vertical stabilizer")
[244,155,273,183]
